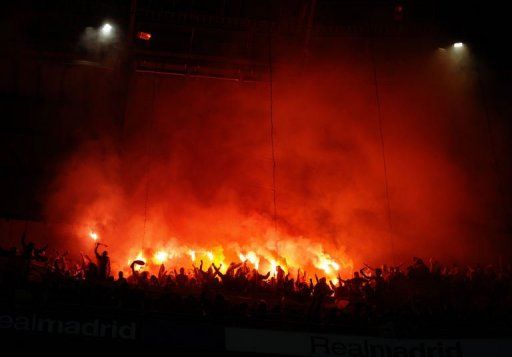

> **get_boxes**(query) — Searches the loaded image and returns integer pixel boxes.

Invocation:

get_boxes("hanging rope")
[370,41,397,265]
[141,75,158,249]
[268,4,278,243]
[476,65,512,255]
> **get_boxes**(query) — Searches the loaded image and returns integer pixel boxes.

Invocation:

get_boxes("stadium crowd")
[1,234,511,337]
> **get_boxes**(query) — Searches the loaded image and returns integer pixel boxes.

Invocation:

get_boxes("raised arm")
[212,263,224,278]
[363,263,375,271]
[80,252,86,267]
[231,262,242,271]
[94,243,101,259]
[360,268,371,279]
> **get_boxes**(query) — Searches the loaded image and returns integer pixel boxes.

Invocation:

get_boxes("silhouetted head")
[353,271,360,278]
[413,257,424,265]
[179,267,185,274]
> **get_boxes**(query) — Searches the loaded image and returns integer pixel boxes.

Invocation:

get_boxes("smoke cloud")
[41,37,511,273]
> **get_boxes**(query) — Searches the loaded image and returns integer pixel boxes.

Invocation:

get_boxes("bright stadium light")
[453,42,464,48]
[100,23,113,37]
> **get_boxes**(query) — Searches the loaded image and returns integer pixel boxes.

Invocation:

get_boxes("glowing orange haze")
[42,44,509,276]
[75,205,353,279]
[87,228,351,280]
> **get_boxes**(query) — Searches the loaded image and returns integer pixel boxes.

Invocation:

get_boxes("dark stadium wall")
[1,35,511,270]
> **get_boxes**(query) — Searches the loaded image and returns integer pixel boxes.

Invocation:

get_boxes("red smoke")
[42,38,510,275]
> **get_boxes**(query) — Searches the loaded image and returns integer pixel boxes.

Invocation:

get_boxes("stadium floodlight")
[453,42,464,48]
[100,23,113,37]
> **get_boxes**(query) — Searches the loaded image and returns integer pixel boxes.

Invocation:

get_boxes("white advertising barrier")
[225,327,512,357]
